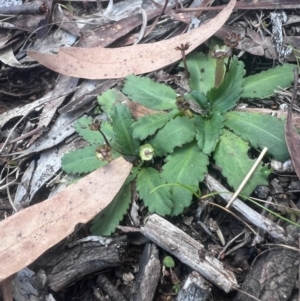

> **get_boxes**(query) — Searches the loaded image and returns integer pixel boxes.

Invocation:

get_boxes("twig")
[226,147,268,209]
[6,174,17,213]
[6,126,47,145]
[144,0,169,38]
[0,113,29,155]
[205,174,292,242]
[0,166,20,192]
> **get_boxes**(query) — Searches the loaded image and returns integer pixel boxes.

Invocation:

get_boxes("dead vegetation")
[0,0,300,301]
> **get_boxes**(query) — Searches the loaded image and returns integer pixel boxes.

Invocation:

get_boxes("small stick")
[6,126,47,145]
[226,147,268,209]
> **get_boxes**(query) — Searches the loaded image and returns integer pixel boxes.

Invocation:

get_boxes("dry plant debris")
[0,0,300,300]
[0,157,131,280]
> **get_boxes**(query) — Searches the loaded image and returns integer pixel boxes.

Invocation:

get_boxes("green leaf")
[195,112,225,155]
[74,116,116,147]
[149,116,195,156]
[225,111,289,162]
[242,64,297,99]
[111,103,140,156]
[122,75,177,110]
[91,182,132,236]
[136,167,173,215]
[184,52,217,94]
[163,256,175,268]
[100,121,116,147]
[97,88,128,117]
[74,115,104,144]
[214,130,268,197]
[132,110,177,140]
[129,167,140,182]
[207,56,245,114]
[61,145,108,174]
[161,142,208,215]
[189,91,210,111]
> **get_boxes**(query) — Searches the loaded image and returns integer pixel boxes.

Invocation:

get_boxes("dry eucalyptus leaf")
[0,157,132,281]
[27,0,236,79]
[285,94,300,179]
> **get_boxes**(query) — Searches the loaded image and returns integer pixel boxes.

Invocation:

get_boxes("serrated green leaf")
[129,167,139,182]
[189,91,210,111]
[136,167,173,215]
[225,111,289,162]
[149,116,195,156]
[91,182,132,236]
[111,103,140,156]
[100,121,117,147]
[61,145,108,174]
[74,115,104,144]
[242,64,297,99]
[74,115,116,147]
[183,52,217,94]
[132,110,177,140]
[161,142,208,215]
[122,75,177,110]
[214,130,268,196]
[97,88,128,117]
[195,112,225,155]
[207,56,245,114]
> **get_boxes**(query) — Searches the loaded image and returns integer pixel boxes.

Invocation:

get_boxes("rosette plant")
[62,47,295,235]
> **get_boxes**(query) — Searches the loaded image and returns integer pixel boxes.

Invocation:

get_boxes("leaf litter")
[27,0,236,79]
[0,157,132,281]
[1,0,300,300]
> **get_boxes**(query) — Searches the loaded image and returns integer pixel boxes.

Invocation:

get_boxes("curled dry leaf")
[27,0,236,79]
[0,157,132,281]
[285,69,300,179]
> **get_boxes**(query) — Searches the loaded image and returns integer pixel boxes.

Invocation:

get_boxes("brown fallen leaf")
[285,68,300,179]
[126,100,164,119]
[27,0,236,79]
[0,157,132,281]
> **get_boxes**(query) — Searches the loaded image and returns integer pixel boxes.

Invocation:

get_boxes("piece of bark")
[205,174,293,243]
[130,243,161,301]
[59,79,120,114]
[234,226,299,301]
[28,75,79,144]
[34,235,128,292]
[13,268,49,301]
[177,271,211,301]
[140,214,238,293]
[97,274,126,301]
[0,0,46,15]
[76,7,164,48]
